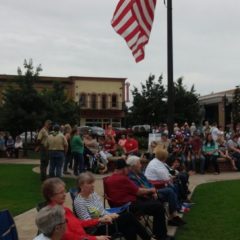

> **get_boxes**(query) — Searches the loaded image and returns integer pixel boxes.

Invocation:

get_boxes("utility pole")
[167,0,174,136]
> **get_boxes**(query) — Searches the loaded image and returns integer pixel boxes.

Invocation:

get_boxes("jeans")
[40,146,49,181]
[157,187,178,214]
[49,151,64,178]
[130,198,167,239]
[231,152,240,170]
[204,154,220,173]
[63,152,72,172]
[191,154,205,173]
[72,152,84,175]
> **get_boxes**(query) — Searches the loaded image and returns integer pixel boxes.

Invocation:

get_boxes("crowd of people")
[15,119,240,240]
[35,120,140,182]
[146,121,240,175]
[0,132,23,158]
[34,152,190,240]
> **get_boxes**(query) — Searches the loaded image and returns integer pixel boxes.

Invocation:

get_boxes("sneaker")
[172,216,186,225]
[182,202,195,208]
[179,206,190,213]
[63,171,71,175]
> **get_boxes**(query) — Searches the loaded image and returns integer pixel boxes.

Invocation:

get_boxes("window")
[91,94,97,109]
[101,94,107,109]
[79,93,86,107]
[111,94,117,108]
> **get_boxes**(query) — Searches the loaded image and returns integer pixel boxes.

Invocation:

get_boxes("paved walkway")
[1,158,240,240]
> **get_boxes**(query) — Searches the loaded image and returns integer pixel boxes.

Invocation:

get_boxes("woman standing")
[71,126,84,176]
[63,124,72,174]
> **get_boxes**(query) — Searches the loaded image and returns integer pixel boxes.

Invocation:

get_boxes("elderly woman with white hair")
[127,155,186,227]
[34,205,66,240]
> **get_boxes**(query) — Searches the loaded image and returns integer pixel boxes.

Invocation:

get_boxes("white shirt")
[145,158,171,181]
[33,233,50,240]
[211,127,220,141]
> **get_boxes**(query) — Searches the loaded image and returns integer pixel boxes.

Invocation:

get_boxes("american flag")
[111,0,157,63]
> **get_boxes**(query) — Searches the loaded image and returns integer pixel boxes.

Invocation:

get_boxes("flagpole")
[167,0,174,136]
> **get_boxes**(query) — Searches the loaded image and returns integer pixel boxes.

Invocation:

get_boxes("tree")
[0,59,46,136]
[232,86,240,127]
[128,74,167,125]
[42,81,80,126]
[173,77,200,124]
[127,74,200,126]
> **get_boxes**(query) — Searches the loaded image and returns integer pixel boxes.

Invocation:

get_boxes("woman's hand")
[99,215,112,223]
[109,213,119,219]
[152,192,158,200]
[96,235,111,240]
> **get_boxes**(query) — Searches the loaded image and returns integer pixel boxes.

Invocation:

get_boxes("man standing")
[36,120,52,181]
[47,124,68,178]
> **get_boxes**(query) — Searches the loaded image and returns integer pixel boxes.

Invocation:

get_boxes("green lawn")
[0,164,76,216]
[176,179,240,240]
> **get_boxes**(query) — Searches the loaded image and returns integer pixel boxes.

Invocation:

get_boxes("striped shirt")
[74,192,108,220]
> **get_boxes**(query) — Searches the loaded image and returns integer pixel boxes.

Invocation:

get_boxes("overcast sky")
[0,0,240,97]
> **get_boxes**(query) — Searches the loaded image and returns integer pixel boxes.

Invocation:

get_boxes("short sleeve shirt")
[37,127,48,147]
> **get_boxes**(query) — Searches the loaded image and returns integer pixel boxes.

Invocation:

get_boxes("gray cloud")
[0,0,240,96]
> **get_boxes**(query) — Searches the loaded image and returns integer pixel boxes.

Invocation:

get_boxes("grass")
[176,179,240,240]
[0,164,76,216]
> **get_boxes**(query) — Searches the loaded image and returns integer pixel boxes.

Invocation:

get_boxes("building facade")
[199,89,234,129]
[0,74,127,127]
[71,76,126,128]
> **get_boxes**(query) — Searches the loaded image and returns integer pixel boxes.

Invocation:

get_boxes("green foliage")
[232,86,240,126]
[176,180,240,240]
[42,81,80,126]
[0,59,80,135]
[174,78,200,124]
[0,59,46,135]
[127,74,200,126]
[128,74,167,125]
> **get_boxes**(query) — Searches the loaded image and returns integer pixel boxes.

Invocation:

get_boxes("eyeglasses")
[53,189,66,195]
[57,219,68,226]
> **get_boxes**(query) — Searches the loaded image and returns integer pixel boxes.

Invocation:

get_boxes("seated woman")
[41,178,111,240]
[217,134,237,170]
[202,133,220,174]
[74,172,154,240]
[34,205,66,240]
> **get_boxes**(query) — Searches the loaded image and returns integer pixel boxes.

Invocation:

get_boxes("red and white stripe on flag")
[111,0,157,63]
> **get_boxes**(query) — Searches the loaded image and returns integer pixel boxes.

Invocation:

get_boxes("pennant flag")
[111,0,157,63]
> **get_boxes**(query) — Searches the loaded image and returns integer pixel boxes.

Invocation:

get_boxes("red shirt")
[63,207,99,240]
[105,173,139,206]
[124,138,138,153]
[190,137,202,152]
[103,140,115,154]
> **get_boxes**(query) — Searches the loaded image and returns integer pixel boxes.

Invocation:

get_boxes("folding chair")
[69,187,78,202]
[0,209,19,240]
[68,187,79,216]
